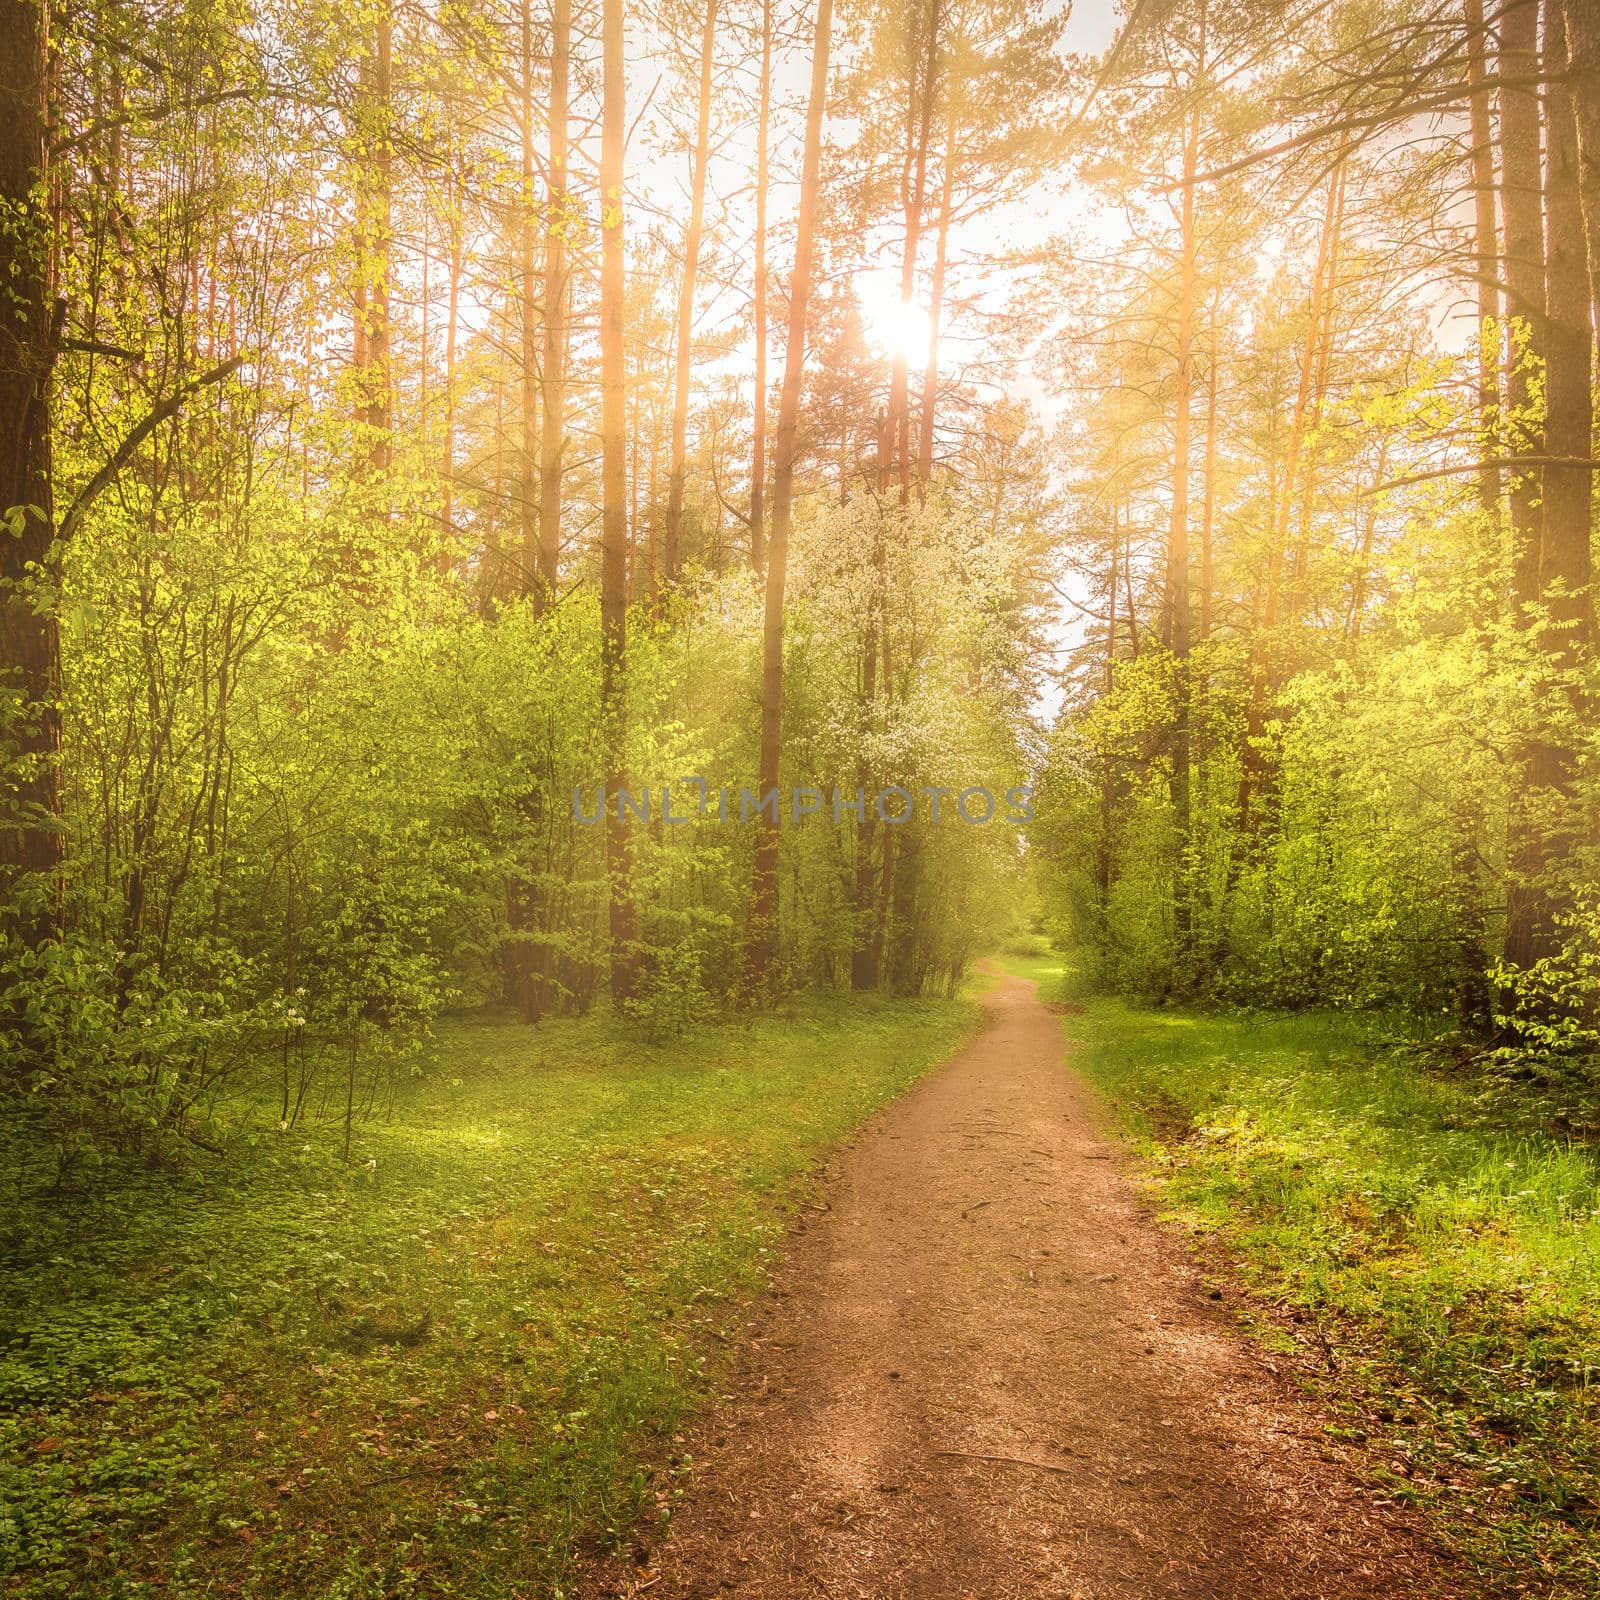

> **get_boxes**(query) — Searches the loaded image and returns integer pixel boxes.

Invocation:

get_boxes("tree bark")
[916,107,956,486]
[600,0,637,999]
[1165,80,1200,980]
[1560,0,1600,324]
[749,0,772,572]
[1501,0,1595,1000]
[538,0,570,604]
[517,0,544,604]
[664,0,719,583]
[1499,0,1546,614]
[1198,288,1219,644]
[0,0,60,944]
[1276,155,1342,625]
[1344,436,1391,646]
[629,336,642,601]
[1238,395,1283,842]
[480,367,507,613]
[745,0,834,991]
[1097,504,1119,919]
[440,168,462,571]
[1541,0,1595,661]
[1287,157,1346,615]
[1465,0,1502,508]
[646,380,664,608]
[883,0,940,498]
[1500,0,1566,995]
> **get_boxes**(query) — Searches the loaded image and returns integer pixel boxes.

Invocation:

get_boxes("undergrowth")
[1002,949,1600,1598]
[0,992,975,1598]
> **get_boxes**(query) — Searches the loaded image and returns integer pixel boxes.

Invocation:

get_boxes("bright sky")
[628,0,1123,730]
[640,0,1124,368]
[463,0,1475,735]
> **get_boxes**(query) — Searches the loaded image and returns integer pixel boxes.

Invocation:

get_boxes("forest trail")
[608,969,1449,1600]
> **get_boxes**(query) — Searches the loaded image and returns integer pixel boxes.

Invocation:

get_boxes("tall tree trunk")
[745,0,834,990]
[1502,0,1597,1003]
[506,0,564,1020]
[303,201,317,510]
[1465,0,1502,508]
[916,107,956,485]
[885,822,920,993]
[518,0,541,602]
[364,6,393,477]
[0,0,60,946]
[420,219,430,442]
[1344,435,1391,645]
[1499,0,1560,993]
[1106,505,1119,689]
[1122,501,1140,659]
[854,0,938,984]
[1236,156,1337,843]
[1198,289,1219,645]
[883,0,940,500]
[1277,154,1343,625]
[1499,0,1545,615]
[1560,0,1600,322]
[539,0,571,602]
[665,0,719,583]
[749,0,772,572]
[870,546,896,988]
[1096,504,1119,918]
[599,0,637,1000]
[646,383,664,608]
[480,365,507,613]
[1238,398,1282,842]
[440,170,462,572]
[1287,156,1347,613]
[1165,84,1200,982]
[854,418,887,989]
[629,338,642,601]
[1542,1,1595,662]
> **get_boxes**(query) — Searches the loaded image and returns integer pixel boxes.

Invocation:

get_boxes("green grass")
[1015,962,1600,1596]
[0,992,977,1599]
[992,946,1068,990]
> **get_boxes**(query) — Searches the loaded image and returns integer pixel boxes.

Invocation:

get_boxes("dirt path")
[611,970,1449,1599]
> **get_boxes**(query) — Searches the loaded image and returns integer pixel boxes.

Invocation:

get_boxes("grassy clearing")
[999,951,1600,1596]
[0,992,976,1599]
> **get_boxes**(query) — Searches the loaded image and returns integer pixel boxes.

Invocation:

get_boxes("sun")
[856,272,934,362]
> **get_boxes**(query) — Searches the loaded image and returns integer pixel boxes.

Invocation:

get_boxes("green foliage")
[1037,356,1599,1031]
[1050,983,1600,1597]
[0,993,976,1598]
[621,941,717,1041]
[1493,893,1600,1074]
[2,0,1051,1174]
[4,423,1036,1158]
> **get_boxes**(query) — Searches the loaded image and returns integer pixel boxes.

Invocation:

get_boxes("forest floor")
[10,964,1599,1599]
[594,965,1451,1600]
[0,993,976,1599]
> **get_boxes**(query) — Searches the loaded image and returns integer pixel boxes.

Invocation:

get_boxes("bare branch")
[59,357,246,544]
